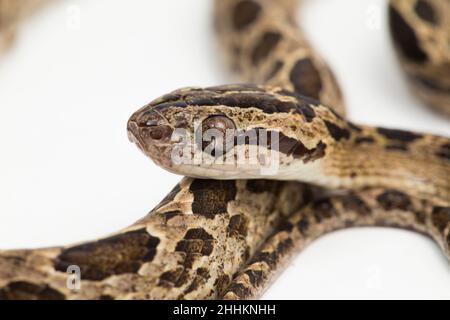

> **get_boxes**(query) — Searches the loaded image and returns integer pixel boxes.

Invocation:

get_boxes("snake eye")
[198,115,236,157]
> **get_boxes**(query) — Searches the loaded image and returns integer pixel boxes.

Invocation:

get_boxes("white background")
[0,0,449,299]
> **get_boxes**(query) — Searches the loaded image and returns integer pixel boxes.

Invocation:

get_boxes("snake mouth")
[127,118,176,169]
[127,120,147,153]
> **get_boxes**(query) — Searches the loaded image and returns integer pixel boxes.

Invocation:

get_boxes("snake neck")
[318,126,450,203]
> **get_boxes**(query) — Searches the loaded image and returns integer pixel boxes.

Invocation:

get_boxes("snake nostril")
[149,127,164,140]
[146,125,173,141]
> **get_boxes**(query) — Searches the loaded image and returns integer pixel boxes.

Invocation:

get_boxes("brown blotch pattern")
[265,60,284,81]
[214,274,231,296]
[278,133,327,162]
[251,31,282,66]
[163,210,183,222]
[296,217,310,234]
[159,266,189,288]
[183,273,207,295]
[385,144,409,152]
[251,238,294,270]
[0,281,65,300]
[437,143,450,160]
[431,207,450,233]
[324,121,350,141]
[313,198,338,222]
[298,104,316,122]
[278,220,294,232]
[55,229,160,281]
[175,228,215,269]
[244,269,265,287]
[376,127,423,143]
[414,0,437,24]
[376,190,412,211]
[190,180,237,218]
[389,5,428,63]
[341,194,371,216]
[153,87,319,116]
[289,58,323,99]
[232,0,262,30]
[246,179,280,194]
[225,282,252,298]
[355,136,375,145]
[227,214,249,238]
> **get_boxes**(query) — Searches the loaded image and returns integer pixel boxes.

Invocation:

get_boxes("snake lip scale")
[0,0,449,300]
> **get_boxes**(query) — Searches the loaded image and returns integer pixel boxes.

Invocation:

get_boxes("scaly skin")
[0,0,448,300]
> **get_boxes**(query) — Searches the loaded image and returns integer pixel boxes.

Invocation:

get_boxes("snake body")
[0,0,449,300]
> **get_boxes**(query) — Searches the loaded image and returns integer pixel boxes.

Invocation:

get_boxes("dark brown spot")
[190,180,237,218]
[296,217,309,234]
[265,60,283,81]
[414,0,437,24]
[236,128,326,162]
[389,5,428,63]
[244,269,264,287]
[227,214,249,238]
[376,190,412,211]
[196,267,210,279]
[156,87,319,116]
[225,283,252,298]
[246,180,280,194]
[183,274,206,295]
[324,121,351,141]
[251,238,293,271]
[55,229,160,281]
[98,295,114,300]
[175,228,215,269]
[341,194,371,216]
[159,267,190,288]
[251,31,282,66]
[278,220,294,232]
[0,282,65,300]
[355,136,375,145]
[289,58,322,99]
[252,251,277,269]
[278,133,327,161]
[414,210,427,225]
[385,144,408,151]
[313,198,338,222]
[163,210,183,222]
[431,207,450,232]
[232,0,262,30]
[276,238,294,256]
[214,274,231,296]
[298,104,316,122]
[437,143,450,160]
[377,127,422,143]
[303,141,327,163]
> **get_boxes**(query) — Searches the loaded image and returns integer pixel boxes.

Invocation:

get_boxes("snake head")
[128,85,333,179]
[127,106,175,168]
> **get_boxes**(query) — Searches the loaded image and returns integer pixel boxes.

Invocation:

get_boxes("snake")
[0,0,449,300]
